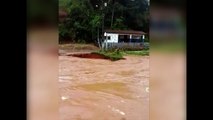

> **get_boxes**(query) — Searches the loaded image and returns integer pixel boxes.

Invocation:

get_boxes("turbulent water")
[59,55,149,120]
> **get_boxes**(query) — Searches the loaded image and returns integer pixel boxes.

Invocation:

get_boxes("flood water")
[59,54,149,120]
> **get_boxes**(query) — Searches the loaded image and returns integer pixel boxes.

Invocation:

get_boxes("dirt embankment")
[59,44,99,53]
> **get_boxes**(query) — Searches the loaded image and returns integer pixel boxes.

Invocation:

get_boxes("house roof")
[105,30,146,35]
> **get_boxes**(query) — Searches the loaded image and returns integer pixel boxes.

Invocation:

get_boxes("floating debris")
[108,105,126,116]
[61,96,68,100]
[145,87,149,93]
[59,76,73,80]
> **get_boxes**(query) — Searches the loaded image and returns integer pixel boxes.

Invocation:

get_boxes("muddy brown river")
[59,54,149,120]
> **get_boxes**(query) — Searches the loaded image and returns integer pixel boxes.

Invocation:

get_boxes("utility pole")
[97,0,107,50]
[102,11,105,50]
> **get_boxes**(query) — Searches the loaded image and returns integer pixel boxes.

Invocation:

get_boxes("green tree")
[59,0,149,43]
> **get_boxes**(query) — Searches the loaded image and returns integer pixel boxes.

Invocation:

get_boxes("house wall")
[105,33,118,43]
[104,32,145,43]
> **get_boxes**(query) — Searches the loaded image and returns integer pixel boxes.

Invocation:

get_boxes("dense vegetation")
[59,0,149,43]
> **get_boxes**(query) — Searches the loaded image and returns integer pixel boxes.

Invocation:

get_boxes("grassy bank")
[92,50,149,61]
[92,50,124,61]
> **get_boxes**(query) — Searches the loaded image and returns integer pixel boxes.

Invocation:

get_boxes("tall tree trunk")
[97,28,101,49]
[111,5,115,28]
[101,13,105,50]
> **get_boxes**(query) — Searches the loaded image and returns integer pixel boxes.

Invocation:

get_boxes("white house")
[103,30,146,43]
[102,30,147,50]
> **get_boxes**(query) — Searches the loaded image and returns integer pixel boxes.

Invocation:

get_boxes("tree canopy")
[59,0,149,43]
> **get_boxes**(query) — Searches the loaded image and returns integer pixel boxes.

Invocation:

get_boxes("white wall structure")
[104,32,119,43]
[142,35,145,39]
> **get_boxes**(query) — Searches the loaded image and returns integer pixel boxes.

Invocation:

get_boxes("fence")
[102,42,149,50]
